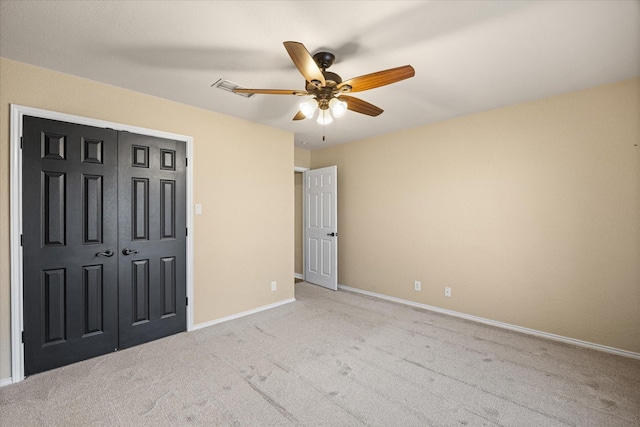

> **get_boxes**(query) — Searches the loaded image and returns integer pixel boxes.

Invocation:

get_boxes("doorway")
[294,165,338,290]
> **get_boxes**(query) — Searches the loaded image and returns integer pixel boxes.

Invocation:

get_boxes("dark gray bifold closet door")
[22,116,186,376]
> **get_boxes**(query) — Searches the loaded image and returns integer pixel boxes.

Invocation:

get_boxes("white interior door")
[304,166,338,290]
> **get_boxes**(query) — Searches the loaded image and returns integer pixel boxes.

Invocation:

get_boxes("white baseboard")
[1,377,13,387]
[294,273,304,280]
[338,285,640,361]
[191,298,296,331]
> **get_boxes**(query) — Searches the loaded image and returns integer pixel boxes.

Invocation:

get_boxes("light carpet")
[1,282,639,426]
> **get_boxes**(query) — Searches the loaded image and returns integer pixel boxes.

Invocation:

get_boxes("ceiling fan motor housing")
[306,61,344,109]
[306,70,342,89]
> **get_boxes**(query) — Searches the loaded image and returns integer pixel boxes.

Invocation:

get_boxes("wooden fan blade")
[233,88,308,96]
[340,95,384,117]
[293,111,306,121]
[283,41,326,87]
[337,65,415,93]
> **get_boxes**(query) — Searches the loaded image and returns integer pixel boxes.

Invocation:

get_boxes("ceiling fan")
[233,41,415,124]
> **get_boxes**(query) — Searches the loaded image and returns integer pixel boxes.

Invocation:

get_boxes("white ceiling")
[1,1,638,150]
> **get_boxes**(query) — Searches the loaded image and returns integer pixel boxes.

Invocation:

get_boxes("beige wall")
[294,147,311,169]
[311,78,640,353]
[0,58,295,380]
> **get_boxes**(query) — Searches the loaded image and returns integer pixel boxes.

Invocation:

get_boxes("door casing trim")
[9,104,195,384]
[294,166,308,282]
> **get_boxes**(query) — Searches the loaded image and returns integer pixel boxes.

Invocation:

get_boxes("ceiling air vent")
[211,79,254,98]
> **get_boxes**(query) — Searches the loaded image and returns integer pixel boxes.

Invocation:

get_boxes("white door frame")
[9,104,195,384]
[294,166,309,281]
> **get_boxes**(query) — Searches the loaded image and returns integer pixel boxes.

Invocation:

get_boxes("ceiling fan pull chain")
[322,110,326,141]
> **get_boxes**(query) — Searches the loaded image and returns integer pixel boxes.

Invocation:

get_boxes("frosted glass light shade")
[317,111,333,125]
[300,99,318,118]
[329,97,347,117]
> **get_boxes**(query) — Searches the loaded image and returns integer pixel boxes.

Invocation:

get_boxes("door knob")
[96,249,114,257]
[122,248,139,255]
[327,232,337,237]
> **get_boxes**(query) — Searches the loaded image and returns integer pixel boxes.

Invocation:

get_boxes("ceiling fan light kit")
[233,41,415,128]
[299,97,347,121]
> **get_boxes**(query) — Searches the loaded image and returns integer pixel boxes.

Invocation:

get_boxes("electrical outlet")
[271,281,277,291]
[414,281,421,291]
[445,287,452,297]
